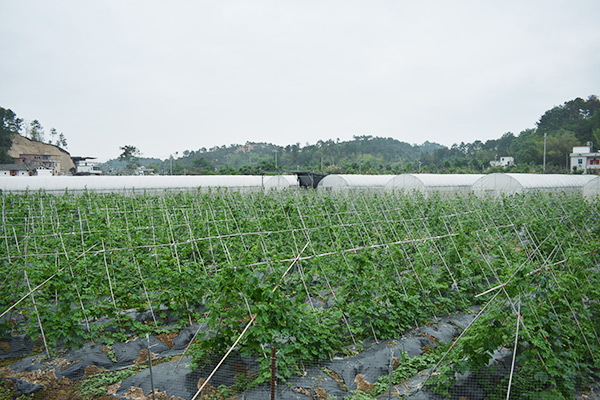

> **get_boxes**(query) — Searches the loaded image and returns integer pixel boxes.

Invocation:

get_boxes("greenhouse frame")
[316,174,395,191]
[471,173,598,196]
[0,175,299,194]
[385,174,484,195]
[582,175,600,199]
[262,174,299,190]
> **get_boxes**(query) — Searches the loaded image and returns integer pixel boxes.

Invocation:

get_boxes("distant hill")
[101,157,164,174]
[170,137,444,175]
[423,95,600,173]
[97,137,444,175]
[6,94,599,176]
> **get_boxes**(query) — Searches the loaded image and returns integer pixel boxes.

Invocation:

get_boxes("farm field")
[1,189,599,399]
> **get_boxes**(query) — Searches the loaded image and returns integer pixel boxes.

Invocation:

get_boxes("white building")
[570,146,600,174]
[74,157,103,175]
[36,166,53,176]
[0,164,32,176]
[135,166,154,176]
[489,156,515,168]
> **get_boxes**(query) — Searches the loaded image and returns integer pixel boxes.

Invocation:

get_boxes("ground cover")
[0,189,599,399]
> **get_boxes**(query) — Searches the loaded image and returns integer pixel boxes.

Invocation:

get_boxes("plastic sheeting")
[263,174,298,190]
[582,176,600,199]
[0,175,298,194]
[316,174,395,191]
[386,174,484,194]
[472,173,598,196]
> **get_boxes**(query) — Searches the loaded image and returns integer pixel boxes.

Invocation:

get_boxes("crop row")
[1,190,599,398]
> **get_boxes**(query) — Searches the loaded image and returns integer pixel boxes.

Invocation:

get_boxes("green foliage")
[118,145,141,170]
[1,190,598,399]
[360,347,445,399]
[78,367,140,397]
[27,120,44,142]
[0,106,21,163]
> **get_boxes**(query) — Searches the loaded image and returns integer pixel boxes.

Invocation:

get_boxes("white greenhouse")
[582,176,600,200]
[316,174,395,191]
[471,173,598,196]
[0,175,297,195]
[385,174,484,195]
[263,175,299,190]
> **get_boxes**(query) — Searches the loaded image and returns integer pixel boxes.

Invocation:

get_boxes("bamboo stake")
[162,197,193,326]
[301,208,358,347]
[24,270,50,359]
[2,196,11,263]
[505,299,521,400]
[123,209,158,328]
[102,241,120,324]
[420,288,502,389]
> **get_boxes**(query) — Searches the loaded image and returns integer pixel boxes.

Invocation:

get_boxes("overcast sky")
[1,1,599,162]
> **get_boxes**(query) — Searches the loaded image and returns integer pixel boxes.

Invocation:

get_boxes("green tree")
[514,129,542,165]
[28,119,44,141]
[58,132,68,148]
[192,157,215,174]
[49,127,58,145]
[546,130,579,170]
[118,145,141,170]
[537,95,600,142]
[0,107,22,163]
[592,127,600,151]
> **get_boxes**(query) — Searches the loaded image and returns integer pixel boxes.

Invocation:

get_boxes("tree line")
[4,94,599,174]
[141,95,599,175]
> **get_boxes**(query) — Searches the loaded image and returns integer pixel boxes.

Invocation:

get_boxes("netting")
[1,189,599,399]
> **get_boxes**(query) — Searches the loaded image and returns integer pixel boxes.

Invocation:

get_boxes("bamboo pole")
[24,270,50,359]
[420,288,502,389]
[102,241,120,324]
[505,300,521,400]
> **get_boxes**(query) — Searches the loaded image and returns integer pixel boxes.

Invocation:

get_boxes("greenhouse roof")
[317,174,395,190]
[0,175,287,194]
[582,175,600,199]
[472,173,597,194]
[263,175,298,189]
[386,174,484,191]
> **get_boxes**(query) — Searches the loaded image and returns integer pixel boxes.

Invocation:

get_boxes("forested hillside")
[164,137,444,175]
[3,95,599,175]
[423,95,600,173]
[148,95,598,175]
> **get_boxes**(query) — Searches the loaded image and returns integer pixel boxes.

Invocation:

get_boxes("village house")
[570,145,600,174]
[0,164,33,176]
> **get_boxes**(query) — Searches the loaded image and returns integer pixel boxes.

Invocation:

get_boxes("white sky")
[1,1,599,162]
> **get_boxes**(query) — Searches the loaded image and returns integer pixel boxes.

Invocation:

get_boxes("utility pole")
[543,133,547,173]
